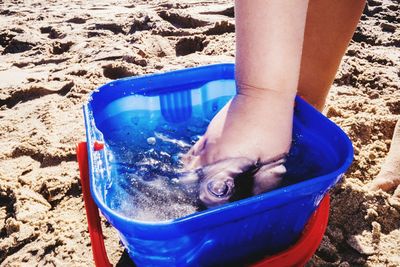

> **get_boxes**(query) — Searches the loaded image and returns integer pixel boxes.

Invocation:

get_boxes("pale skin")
[369,120,400,199]
[299,0,400,199]
[185,0,308,168]
[185,0,400,200]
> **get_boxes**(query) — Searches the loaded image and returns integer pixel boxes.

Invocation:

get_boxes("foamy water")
[104,117,209,222]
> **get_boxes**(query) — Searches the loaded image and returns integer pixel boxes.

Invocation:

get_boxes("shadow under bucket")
[82,64,353,266]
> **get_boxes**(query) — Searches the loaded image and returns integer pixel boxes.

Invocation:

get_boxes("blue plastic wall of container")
[83,64,353,267]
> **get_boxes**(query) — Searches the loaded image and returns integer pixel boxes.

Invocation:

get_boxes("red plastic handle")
[77,141,329,267]
[251,195,330,267]
[77,142,112,267]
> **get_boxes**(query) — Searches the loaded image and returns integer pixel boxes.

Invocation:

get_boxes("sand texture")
[0,0,399,266]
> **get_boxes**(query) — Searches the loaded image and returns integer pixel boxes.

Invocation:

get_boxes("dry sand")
[0,0,399,266]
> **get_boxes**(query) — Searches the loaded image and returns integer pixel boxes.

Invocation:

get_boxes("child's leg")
[298,0,366,111]
[297,0,400,196]
[185,0,309,168]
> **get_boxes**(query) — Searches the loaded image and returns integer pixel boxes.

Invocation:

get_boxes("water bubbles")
[154,132,191,150]
[147,137,156,145]
[104,116,209,221]
[187,126,205,135]
[190,135,201,145]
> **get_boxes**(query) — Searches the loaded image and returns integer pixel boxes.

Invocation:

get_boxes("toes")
[190,136,207,156]
[393,185,400,199]
[182,155,202,170]
[368,178,388,191]
[369,171,400,192]
[182,136,207,169]
[388,185,400,208]
[252,155,287,195]
[252,163,286,195]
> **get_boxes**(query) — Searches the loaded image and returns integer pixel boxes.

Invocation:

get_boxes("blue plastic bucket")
[83,64,353,266]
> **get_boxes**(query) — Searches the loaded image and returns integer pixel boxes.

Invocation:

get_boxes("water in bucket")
[93,79,336,222]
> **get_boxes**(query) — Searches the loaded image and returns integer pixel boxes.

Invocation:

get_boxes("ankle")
[236,81,297,100]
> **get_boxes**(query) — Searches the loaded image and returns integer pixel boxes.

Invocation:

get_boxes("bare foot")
[369,170,400,193]
[181,88,296,207]
[369,119,400,200]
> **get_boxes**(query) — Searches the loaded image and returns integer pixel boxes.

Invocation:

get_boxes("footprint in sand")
[175,36,207,56]
[158,10,210,29]
[2,35,38,54]
[66,16,89,24]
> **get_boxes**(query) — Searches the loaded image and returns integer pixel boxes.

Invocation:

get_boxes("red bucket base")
[77,142,329,267]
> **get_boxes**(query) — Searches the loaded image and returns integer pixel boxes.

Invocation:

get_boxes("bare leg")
[182,0,309,205]
[297,0,400,197]
[370,119,400,197]
[298,0,366,111]
[184,0,309,168]
[188,0,367,165]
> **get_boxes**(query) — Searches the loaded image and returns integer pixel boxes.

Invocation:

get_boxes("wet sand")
[0,0,399,266]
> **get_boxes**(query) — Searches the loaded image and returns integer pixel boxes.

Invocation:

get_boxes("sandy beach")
[0,0,399,266]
